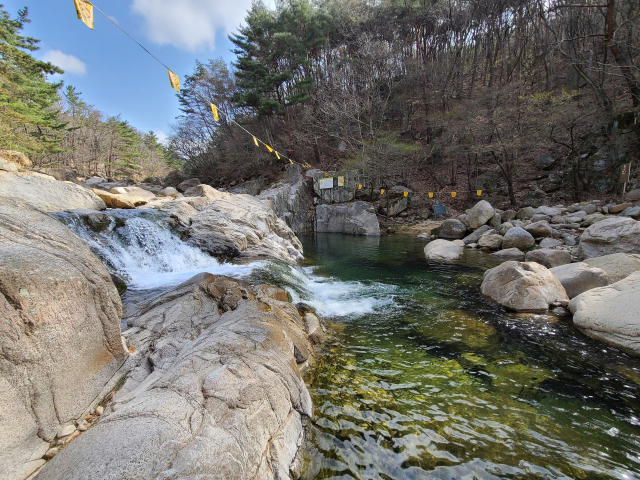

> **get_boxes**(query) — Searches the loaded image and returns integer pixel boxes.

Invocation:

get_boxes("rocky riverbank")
[422,198,640,356]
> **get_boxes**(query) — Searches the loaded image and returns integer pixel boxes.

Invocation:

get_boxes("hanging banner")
[404,191,408,197]
[74,0,94,29]
[275,151,280,160]
[451,192,457,198]
[477,190,482,196]
[253,136,259,147]
[319,178,334,190]
[168,70,180,92]
[266,145,273,153]
[211,104,219,122]
[429,192,434,198]
[338,176,345,187]
[358,184,363,190]
[381,189,386,195]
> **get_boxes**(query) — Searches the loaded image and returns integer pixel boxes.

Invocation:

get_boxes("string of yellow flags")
[72,0,180,92]
[374,188,484,197]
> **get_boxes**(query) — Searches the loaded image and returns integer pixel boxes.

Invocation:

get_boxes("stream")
[56,211,640,480]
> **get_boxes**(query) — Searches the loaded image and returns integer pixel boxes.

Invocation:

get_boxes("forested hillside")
[172,0,639,206]
[0,5,173,180]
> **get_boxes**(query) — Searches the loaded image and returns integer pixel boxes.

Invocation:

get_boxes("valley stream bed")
[57,211,640,480]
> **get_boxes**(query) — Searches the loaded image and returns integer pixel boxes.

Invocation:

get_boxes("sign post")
[620,162,632,197]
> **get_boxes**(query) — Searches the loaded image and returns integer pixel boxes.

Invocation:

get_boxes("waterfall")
[55,209,396,317]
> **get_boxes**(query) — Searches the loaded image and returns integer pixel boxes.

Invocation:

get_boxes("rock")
[551,307,570,316]
[461,225,492,245]
[582,213,607,227]
[0,199,127,480]
[57,425,76,438]
[452,239,465,247]
[0,150,32,168]
[583,253,640,283]
[502,227,535,251]
[621,206,640,219]
[308,170,359,204]
[502,210,517,222]
[158,186,179,197]
[569,272,640,355]
[44,448,59,460]
[524,248,571,268]
[516,207,535,220]
[0,159,18,172]
[535,206,563,217]
[530,214,551,223]
[609,203,634,214]
[578,217,640,259]
[424,239,463,262]
[539,238,563,249]
[626,189,640,202]
[437,219,468,239]
[478,234,503,251]
[37,274,317,480]
[229,178,267,196]
[466,200,495,229]
[190,191,304,262]
[581,204,597,215]
[489,212,502,228]
[492,248,525,261]
[550,263,609,299]
[120,186,156,201]
[563,234,577,246]
[257,175,309,233]
[525,221,553,238]
[533,153,556,170]
[481,261,568,313]
[379,197,408,216]
[0,171,106,212]
[315,201,380,236]
[497,222,513,236]
[304,313,325,345]
[91,189,147,209]
[176,178,201,192]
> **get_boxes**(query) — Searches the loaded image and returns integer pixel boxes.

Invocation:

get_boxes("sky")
[11,0,274,143]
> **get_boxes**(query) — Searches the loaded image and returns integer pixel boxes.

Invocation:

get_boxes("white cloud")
[155,130,169,145]
[131,0,275,52]
[42,50,87,75]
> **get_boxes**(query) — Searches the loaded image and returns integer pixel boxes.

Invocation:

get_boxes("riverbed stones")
[176,178,201,192]
[478,234,503,251]
[525,220,554,238]
[424,239,463,262]
[0,171,106,212]
[37,273,317,480]
[524,248,571,268]
[535,206,563,217]
[481,261,568,313]
[502,227,535,251]
[466,200,495,229]
[516,207,535,220]
[621,206,640,219]
[549,263,609,299]
[583,253,640,283]
[437,219,468,239]
[608,203,634,214]
[0,198,127,480]
[315,201,380,236]
[540,238,563,249]
[578,217,640,259]
[462,225,492,245]
[569,272,640,355]
[491,248,525,261]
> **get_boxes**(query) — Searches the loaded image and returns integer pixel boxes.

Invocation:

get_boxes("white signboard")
[319,178,334,190]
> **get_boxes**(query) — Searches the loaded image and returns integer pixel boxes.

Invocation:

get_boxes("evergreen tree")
[0,5,65,154]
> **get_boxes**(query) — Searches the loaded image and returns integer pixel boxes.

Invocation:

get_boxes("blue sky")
[11,0,272,142]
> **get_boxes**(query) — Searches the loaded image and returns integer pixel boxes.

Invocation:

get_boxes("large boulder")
[308,170,358,204]
[424,239,463,262]
[379,197,408,216]
[502,227,535,251]
[190,190,304,262]
[578,217,640,259]
[481,261,568,313]
[583,253,640,283]
[257,175,309,233]
[0,171,105,212]
[524,248,571,268]
[0,199,127,480]
[569,272,640,355]
[535,206,563,217]
[533,153,556,170]
[466,200,495,229]
[437,219,468,239]
[176,178,201,192]
[92,189,148,209]
[525,221,553,238]
[478,234,503,251]
[37,274,319,480]
[550,263,609,299]
[315,201,380,236]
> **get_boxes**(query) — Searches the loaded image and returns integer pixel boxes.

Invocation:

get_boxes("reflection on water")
[299,234,640,480]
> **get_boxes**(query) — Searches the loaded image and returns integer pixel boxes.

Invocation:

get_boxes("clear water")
[297,234,640,480]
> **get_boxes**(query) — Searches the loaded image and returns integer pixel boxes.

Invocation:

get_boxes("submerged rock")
[481,261,568,313]
[37,274,319,480]
[0,198,127,480]
[569,272,640,355]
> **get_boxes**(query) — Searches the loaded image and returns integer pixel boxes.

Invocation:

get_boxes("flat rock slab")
[569,272,640,355]
[37,274,318,480]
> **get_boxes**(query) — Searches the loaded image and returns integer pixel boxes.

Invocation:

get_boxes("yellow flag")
[74,0,94,29]
[266,145,273,153]
[275,151,280,160]
[404,191,408,197]
[168,70,180,92]
[451,192,457,198]
[289,159,294,165]
[211,104,219,122]
[477,190,482,196]
[358,184,362,190]
[253,136,259,147]
[429,192,434,198]
[381,189,385,195]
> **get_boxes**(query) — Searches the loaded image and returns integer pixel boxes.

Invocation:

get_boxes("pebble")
[95,406,104,416]
[57,424,76,438]
[44,448,59,460]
